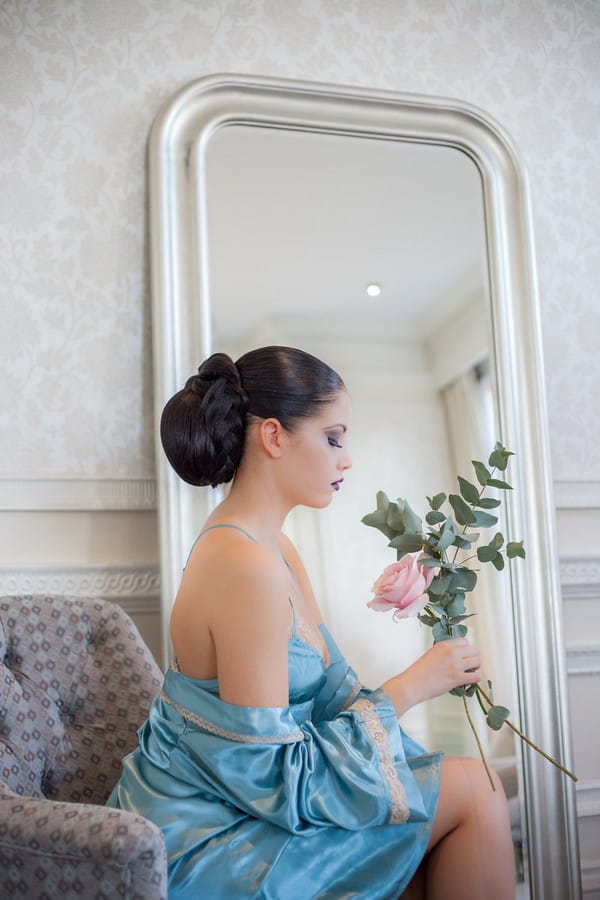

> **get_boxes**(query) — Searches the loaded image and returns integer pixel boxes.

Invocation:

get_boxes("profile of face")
[277,389,352,509]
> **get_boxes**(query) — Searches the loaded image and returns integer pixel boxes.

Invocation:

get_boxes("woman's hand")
[381,638,482,718]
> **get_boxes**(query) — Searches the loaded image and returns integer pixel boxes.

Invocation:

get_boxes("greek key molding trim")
[0,477,157,510]
[560,557,600,600]
[0,564,160,615]
[554,480,600,509]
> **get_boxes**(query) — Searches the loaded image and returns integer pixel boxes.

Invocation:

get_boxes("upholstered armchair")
[0,594,167,899]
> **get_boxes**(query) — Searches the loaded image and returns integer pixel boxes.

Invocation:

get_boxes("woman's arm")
[381,638,482,717]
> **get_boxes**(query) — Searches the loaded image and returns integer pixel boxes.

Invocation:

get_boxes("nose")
[341,451,352,471]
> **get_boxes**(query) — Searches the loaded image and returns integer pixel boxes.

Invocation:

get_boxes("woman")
[107,346,515,898]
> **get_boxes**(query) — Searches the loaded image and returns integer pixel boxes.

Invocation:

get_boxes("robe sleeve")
[154,668,436,836]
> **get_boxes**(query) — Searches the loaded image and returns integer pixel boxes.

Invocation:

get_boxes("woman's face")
[282,390,352,508]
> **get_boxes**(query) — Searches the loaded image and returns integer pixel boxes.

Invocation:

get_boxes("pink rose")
[368,555,435,620]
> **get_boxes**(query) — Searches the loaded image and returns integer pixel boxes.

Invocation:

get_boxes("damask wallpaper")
[0,0,599,481]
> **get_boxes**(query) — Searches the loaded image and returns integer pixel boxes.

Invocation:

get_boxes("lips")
[331,479,344,491]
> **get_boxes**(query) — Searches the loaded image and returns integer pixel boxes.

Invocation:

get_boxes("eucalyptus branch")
[451,468,497,565]
[475,686,577,782]
[362,441,575,788]
[463,696,496,791]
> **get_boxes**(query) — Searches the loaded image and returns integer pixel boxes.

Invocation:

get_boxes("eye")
[328,436,342,448]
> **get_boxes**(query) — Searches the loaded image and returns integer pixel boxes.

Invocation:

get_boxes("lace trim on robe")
[159,689,305,745]
[291,615,331,668]
[338,678,363,712]
[350,697,409,824]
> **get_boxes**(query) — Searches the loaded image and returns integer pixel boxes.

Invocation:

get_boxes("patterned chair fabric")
[0,595,167,899]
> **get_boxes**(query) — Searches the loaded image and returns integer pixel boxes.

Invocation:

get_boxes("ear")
[257,418,286,459]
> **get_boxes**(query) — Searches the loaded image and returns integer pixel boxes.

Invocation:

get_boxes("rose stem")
[462,696,496,791]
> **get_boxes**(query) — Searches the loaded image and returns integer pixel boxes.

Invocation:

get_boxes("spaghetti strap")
[183,523,258,569]
[197,523,259,542]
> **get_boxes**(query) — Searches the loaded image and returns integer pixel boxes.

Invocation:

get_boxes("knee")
[447,756,509,812]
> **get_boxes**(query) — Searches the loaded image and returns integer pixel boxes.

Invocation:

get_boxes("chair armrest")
[0,789,167,899]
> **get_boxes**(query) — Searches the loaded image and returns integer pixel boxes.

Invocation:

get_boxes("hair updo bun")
[160,353,248,487]
[160,345,344,488]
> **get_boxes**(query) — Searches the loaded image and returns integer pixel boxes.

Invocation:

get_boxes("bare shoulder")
[179,528,290,617]
[171,529,293,703]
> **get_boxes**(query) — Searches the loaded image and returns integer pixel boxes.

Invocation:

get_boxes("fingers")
[436,639,482,685]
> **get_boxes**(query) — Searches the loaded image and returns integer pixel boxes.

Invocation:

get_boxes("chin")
[308,492,334,509]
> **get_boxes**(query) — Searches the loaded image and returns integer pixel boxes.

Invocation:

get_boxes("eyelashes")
[328,436,342,448]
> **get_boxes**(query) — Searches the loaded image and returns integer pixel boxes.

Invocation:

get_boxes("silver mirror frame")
[148,74,580,899]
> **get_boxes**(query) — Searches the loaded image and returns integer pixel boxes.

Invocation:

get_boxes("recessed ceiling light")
[366,282,381,297]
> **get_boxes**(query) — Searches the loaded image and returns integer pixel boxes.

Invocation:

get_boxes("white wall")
[1,1,599,894]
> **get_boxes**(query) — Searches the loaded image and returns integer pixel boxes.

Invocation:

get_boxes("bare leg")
[404,756,515,900]
[400,860,426,899]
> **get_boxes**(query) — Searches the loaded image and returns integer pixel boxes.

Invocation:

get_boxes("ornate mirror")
[148,74,580,899]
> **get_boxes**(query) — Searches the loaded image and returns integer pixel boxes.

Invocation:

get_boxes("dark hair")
[160,346,344,487]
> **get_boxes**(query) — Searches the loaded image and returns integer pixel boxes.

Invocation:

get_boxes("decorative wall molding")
[582,864,600,900]
[567,645,600,677]
[554,480,600,509]
[560,557,600,600]
[0,564,160,616]
[577,781,600,819]
[0,478,157,511]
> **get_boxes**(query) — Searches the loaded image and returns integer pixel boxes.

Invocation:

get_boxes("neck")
[207,467,293,549]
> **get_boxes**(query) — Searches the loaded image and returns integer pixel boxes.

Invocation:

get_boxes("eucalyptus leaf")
[432,518,455,553]
[472,460,491,486]
[361,491,396,538]
[451,624,468,638]
[452,532,480,549]
[426,602,447,617]
[449,494,476,526]
[491,553,505,571]
[446,593,466,617]
[385,500,406,532]
[506,541,526,559]
[450,683,478,697]
[400,499,423,534]
[419,556,442,568]
[450,567,478,592]
[491,532,504,550]
[489,444,513,471]
[477,545,497,563]
[426,510,446,525]
[427,492,446,511]
[429,573,453,596]
[471,509,499,528]
[388,532,424,553]
[418,613,439,627]
[486,704,510,731]
[432,622,452,642]
[458,476,480,505]
[476,497,501,509]
[448,613,476,625]
[487,478,513,490]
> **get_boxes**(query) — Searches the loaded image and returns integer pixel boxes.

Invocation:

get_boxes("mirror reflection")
[205,125,525,886]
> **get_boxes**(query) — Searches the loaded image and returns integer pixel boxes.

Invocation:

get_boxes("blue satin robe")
[107,622,441,898]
